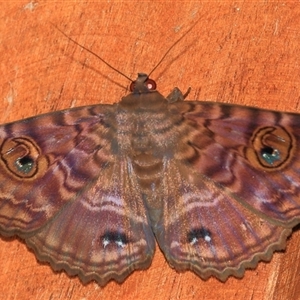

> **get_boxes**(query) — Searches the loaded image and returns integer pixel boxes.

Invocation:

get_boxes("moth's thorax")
[116,90,181,153]
[119,90,167,109]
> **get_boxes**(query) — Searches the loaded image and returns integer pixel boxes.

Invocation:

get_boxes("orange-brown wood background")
[1,1,300,299]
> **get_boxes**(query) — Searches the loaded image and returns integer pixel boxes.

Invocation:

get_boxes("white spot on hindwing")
[187,227,212,246]
[115,240,126,248]
[102,237,110,248]
[189,234,211,245]
[102,238,126,248]
[190,237,198,245]
[204,235,211,242]
[101,232,128,249]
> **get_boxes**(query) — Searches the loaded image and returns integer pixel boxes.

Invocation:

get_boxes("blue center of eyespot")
[260,146,281,165]
[15,156,34,174]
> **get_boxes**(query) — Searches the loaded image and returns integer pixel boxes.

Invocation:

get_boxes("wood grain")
[1,1,300,299]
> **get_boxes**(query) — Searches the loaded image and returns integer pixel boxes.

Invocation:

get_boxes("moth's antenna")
[148,20,199,78]
[52,24,133,82]
[53,20,199,82]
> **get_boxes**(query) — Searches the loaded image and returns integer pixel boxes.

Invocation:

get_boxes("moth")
[1,31,300,286]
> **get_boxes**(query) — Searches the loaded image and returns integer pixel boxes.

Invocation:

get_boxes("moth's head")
[129,73,157,94]
[119,73,166,108]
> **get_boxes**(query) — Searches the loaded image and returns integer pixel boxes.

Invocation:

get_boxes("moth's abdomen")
[127,112,179,196]
[131,152,163,193]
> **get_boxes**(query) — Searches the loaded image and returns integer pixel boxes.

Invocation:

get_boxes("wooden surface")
[1,1,300,299]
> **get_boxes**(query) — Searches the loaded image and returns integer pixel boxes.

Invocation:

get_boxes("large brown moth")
[0,27,300,286]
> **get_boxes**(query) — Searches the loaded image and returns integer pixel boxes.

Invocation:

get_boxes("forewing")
[0,105,113,236]
[178,101,300,225]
